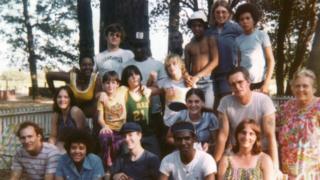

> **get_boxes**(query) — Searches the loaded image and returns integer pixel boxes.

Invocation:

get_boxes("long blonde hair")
[164,54,187,79]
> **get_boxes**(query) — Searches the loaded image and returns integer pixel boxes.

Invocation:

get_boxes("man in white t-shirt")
[94,23,134,77]
[159,121,216,180]
[214,66,279,169]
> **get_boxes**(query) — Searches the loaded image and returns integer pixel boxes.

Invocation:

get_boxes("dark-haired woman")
[49,86,87,151]
[55,129,104,180]
[46,56,102,118]
[217,119,274,180]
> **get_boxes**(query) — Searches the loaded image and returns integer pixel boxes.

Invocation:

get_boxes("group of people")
[9,1,320,180]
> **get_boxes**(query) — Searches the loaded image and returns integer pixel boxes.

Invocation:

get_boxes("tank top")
[69,71,98,101]
[224,155,262,180]
[57,110,76,141]
[126,92,151,135]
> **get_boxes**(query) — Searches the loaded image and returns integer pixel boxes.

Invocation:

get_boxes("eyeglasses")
[109,32,121,38]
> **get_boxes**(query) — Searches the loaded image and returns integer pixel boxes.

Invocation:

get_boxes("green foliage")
[0,0,79,70]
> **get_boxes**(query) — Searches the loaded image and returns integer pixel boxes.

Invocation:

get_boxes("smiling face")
[123,131,141,150]
[190,20,206,38]
[291,76,315,104]
[186,94,204,116]
[128,73,141,89]
[80,57,94,77]
[213,6,230,26]
[174,131,195,154]
[228,72,251,98]
[237,124,257,150]
[69,143,87,163]
[56,89,71,111]
[239,12,255,34]
[19,126,42,155]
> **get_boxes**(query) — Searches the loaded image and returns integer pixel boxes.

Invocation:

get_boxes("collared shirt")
[55,153,104,180]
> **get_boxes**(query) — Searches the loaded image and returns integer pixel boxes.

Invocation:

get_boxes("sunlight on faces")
[214,6,230,26]
[69,143,87,163]
[19,126,42,154]
[165,58,182,79]
[186,94,204,116]
[228,72,251,97]
[56,89,70,110]
[237,124,257,150]
[80,57,94,76]
[103,80,119,95]
[128,73,141,89]
[291,76,316,104]
[123,131,142,150]
[239,12,255,33]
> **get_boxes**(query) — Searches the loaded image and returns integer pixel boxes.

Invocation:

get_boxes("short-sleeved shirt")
[160,149,217,180]
[97,87,127,131]
[236,30,271,83]
[173,110,219,143]
[111,150,160,180]
[218,92,276,149]
[94,48,134,77]
[11,142,61,180]
[157,78,190,126]
[122,57,167,113]
[55,153,104,180]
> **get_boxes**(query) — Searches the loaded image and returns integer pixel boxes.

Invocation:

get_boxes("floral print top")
[277,98,320,177]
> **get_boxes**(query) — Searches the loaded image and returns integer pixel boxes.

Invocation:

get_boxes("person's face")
[128,73,141,89]
[106,31,121,47]
[228,72,251,98]
[237,124,257,150]
[103,80,119,95]
[166,59,182,79]
[214,6,230,26]
[186,94,204,116]
[174,131,195,154]
[191,21,205,38]
[19,126,42,154]
[69,143,87,163]
[56,89,70,110]
[291,76,315,103]
[239,12,255,33]
[123,131,141,150]
[80,57,93,77]
[133,46,148,61]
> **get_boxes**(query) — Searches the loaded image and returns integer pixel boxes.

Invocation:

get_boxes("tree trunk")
[168,0,183,55]
[275,0,293,95]
[22,0,38,99]
[99,0,149,51]
[307,12,320,95]
[78,0,94,58]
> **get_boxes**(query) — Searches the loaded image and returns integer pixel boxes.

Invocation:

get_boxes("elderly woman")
[55,129,105,180]
[277,69,320,179]
[218,119,274,180]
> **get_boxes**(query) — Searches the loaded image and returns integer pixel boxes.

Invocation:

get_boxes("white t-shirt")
[94,48,134,77]
[122,57,167,113]
[236,29,271,83]
[157,78,190,126]
[218,91,276,149]
[160,150,217,180]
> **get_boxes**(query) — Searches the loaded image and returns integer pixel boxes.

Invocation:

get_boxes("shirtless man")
[184,11,219,109]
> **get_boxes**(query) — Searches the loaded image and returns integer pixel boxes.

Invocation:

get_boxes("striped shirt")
[11,142,61,180]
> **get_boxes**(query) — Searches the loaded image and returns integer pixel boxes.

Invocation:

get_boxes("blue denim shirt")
[206,21,242,75]
[56,153,104,180]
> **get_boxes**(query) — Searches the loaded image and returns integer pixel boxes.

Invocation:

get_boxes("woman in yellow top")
[46,56,102,118]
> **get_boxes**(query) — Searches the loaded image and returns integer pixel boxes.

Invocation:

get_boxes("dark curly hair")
[232,119,262,154]
[234,3,261,26]
[64,129,93,155]
[53,86,76,113]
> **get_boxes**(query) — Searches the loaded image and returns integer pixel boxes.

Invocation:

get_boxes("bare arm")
[44,174,55,180]
[97,94,113,134]
[49,113,59,144]
[70,106,87,129]
[204,173,215,180]
[262,113,279,169]
[260,153,275,180]
[260,46,275,94]
[45,71,70,94]
[55,176,64,180]
[159,173,169,180]
[184,44,192,74]
[213,112,229,162]
[166,127,174,145]
[94,74,103,99]
[217,156,229,180]
[9,170,22,180]
[195,36,219,78]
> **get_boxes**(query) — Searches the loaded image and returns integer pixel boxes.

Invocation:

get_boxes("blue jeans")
[196,76,214,109]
